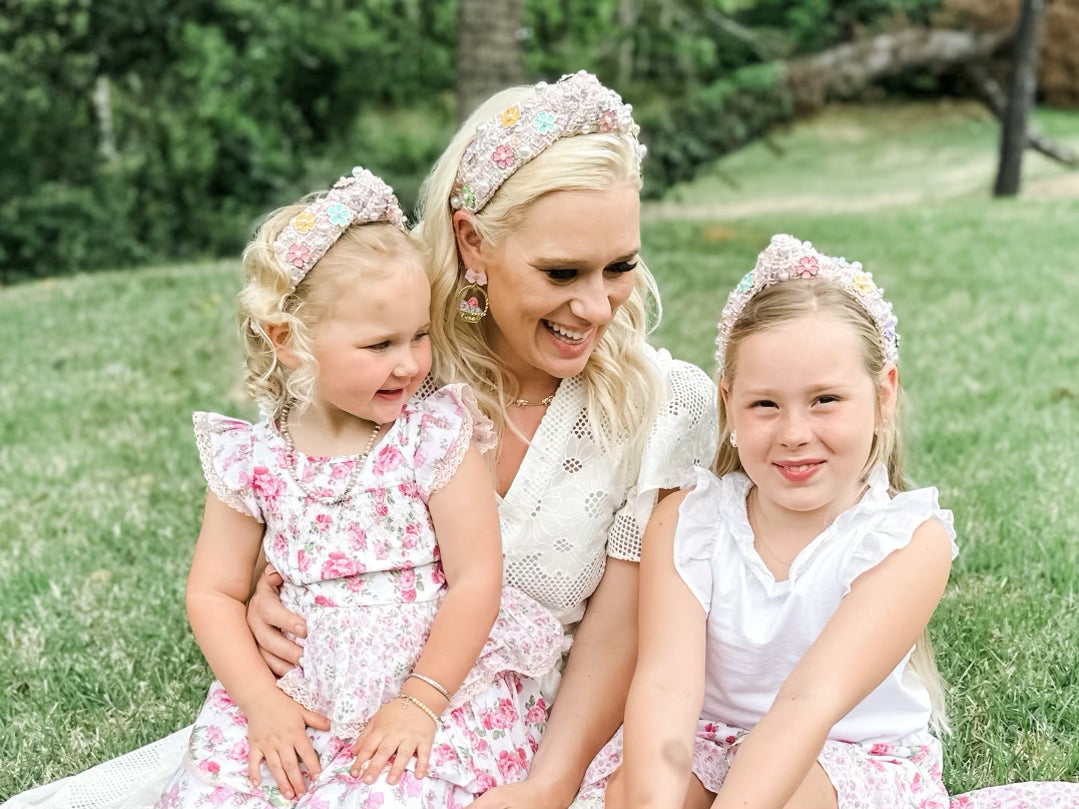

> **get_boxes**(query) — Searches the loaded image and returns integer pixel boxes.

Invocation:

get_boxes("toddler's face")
[309,264,432,425]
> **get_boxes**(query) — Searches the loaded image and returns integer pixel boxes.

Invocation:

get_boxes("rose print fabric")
[155,383,564,808]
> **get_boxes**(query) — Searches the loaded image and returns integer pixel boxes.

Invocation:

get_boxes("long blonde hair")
[413,84,660,459]
[714,280,948,731]
[238,206,422,420]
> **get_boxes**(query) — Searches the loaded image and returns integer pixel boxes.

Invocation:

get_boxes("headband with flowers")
[273,166,408,291]
[449,70,646,214]
[715,234,900,374]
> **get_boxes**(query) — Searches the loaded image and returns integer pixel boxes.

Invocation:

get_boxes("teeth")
[546,321,587,342]
[786,463,815,472]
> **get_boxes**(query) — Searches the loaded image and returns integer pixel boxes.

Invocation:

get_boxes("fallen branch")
[964,65,1079,168]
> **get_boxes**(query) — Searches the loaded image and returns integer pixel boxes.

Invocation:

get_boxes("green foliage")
[3,0,964,281]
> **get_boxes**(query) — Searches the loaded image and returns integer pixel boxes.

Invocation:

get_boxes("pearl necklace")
[277,401,381,505]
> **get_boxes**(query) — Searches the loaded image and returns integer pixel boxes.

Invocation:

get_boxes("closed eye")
[605,260,638,274]
[363,341,391,351]
[543,268,577,282]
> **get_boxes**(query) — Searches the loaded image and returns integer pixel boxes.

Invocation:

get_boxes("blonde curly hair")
[238,204,423,420]
[413,85,660,460]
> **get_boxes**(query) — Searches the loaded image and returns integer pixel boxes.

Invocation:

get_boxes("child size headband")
[449,70,646,214]
[715,234,900,374]
[273,166,408,290]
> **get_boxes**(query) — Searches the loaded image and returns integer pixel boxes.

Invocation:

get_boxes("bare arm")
[187,491,328,797]
[711,518,954,809]
[623,490,707,808]
[352,443,503,784]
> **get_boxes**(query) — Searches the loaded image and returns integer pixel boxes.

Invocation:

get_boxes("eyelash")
[363,332,428,351]
[543,261,638,282]
[751,395,839,409]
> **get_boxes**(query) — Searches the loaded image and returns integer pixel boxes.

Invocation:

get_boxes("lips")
[774,460,823,482]
[544,320,590,345]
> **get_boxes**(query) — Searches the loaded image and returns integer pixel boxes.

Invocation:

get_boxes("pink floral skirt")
[154,675,548,809]
[570,721,1079,809]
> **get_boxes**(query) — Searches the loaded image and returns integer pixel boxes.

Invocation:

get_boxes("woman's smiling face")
[473,183,641,383]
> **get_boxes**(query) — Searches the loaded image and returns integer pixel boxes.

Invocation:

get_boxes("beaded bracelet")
[394,693,441,729]
[406,672,451,701]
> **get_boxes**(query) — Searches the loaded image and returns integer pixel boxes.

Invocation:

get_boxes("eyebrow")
[533,249,641,266]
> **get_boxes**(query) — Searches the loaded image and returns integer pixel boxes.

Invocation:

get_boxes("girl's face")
[721,313,897,526]
[308,262,432,426]
[469,183,641,384]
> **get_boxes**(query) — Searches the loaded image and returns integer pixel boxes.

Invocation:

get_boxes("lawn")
[2,100,1078,799]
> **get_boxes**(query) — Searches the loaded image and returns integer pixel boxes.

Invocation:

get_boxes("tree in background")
[456,0,526,121]
[994,0,1048,195]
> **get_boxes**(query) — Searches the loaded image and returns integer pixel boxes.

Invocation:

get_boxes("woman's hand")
[350,696,440,786]
[468,778,565,809]
[246,565,305,676]
[245,690,327,800]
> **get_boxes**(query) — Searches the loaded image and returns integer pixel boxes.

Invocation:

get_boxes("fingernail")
[294,623,305,634]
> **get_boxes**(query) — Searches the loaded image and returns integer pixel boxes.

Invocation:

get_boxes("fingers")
[264,748,307,800]
[301,707,331,733]
[413,738,431,780]
[358,737,398,785]
[296,734,322,784]
[386,739,416,785]
[247,743,264,787]
[263,564,284,588]
[246,586,305,669]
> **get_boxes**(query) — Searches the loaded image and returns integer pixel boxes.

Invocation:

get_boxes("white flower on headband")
[273,166,408,290]
[450,70,646,214]
[714,234,900,374]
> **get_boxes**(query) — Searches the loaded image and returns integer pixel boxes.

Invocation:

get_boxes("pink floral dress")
[155,384,564,809]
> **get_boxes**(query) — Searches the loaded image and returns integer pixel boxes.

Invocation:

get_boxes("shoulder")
[644,344,717,406]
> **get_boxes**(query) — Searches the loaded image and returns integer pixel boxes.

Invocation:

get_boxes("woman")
[5,72,716,809]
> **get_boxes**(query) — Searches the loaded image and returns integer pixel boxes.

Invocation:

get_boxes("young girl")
[155,167,563,809]
[612,234,1079,809]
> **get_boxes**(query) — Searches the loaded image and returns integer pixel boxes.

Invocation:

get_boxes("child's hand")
[245,691,326,799]
[351,695,440,785]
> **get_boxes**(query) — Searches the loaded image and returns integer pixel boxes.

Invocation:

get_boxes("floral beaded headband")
[273,166,408,290]
[449,70,646,214]
[715,234,900,374]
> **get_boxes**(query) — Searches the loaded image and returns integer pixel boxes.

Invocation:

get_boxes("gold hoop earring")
[457,267,489,323]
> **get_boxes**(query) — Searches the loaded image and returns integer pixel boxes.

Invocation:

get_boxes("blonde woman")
[249,71,718,808]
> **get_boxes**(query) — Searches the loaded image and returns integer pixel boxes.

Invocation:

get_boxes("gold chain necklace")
[510,392,555,408]
[277,401,381,505]
[747,488,794,568]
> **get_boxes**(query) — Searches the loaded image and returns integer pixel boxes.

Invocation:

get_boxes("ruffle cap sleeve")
[192,411,261,521]
[839,479,958,597]
[672,466,731,613]
[412,382,496,501]
[607,348,719,561]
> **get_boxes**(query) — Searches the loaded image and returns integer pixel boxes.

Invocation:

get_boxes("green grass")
[3,100,1078,798]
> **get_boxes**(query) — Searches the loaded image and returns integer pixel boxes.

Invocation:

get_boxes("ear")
[452,210,487,274]
[877,363,899,423]
[265,322,300,370]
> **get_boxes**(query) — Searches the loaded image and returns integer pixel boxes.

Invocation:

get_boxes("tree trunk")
[456,0,525,123]
[993,0,1048,197]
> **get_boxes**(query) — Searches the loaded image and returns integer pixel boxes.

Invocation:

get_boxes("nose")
[393,346,421,378]
[778,408,812,448]
[568,273,614,325]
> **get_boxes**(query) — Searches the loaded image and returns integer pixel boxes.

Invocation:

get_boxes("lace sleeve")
[192,411,261,521]
[413,383,496,500]
[606,352,719,561]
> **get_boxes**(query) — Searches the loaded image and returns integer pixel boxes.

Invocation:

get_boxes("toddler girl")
[612,234,1079,809]
[155,167,563,809]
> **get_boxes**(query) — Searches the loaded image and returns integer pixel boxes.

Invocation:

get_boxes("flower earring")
[729,430,738,448]
[457,267,489,323]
